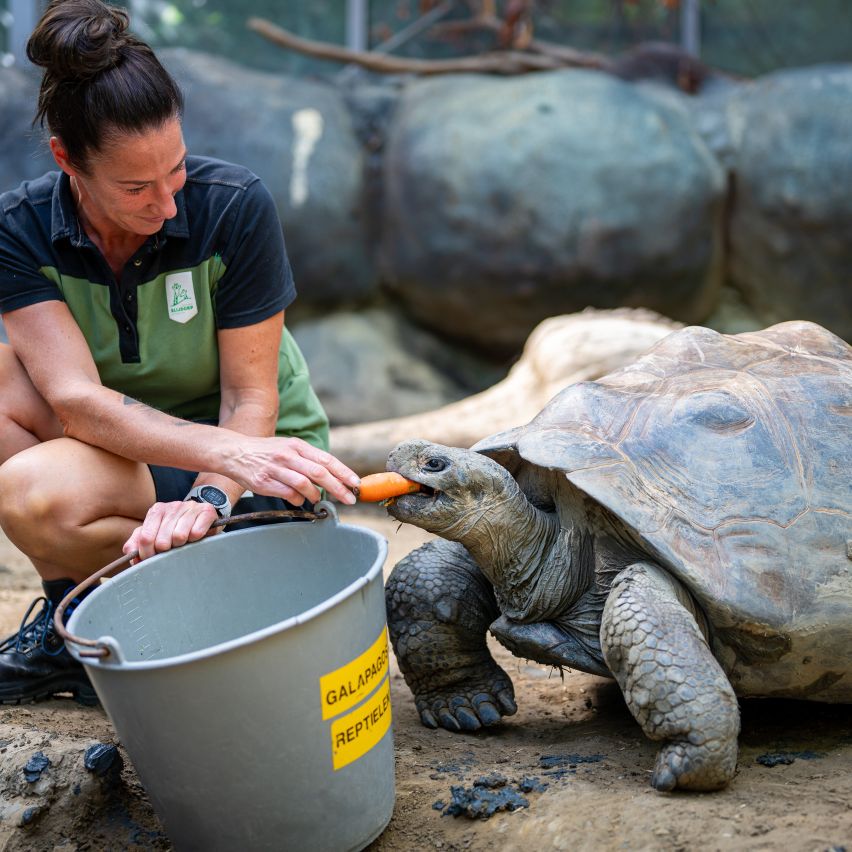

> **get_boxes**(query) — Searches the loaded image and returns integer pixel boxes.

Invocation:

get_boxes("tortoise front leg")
[601,562,739,791]
[386,538,517,732]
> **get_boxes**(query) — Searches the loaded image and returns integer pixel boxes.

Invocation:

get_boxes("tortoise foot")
[651,737,738,792]
[414,661,516,732]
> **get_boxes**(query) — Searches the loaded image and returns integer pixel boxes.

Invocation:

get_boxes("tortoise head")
[385,439,522,540]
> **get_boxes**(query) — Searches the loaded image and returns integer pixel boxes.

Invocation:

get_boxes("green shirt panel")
[39,261,329,450]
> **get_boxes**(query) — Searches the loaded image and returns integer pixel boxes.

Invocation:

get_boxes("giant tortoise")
[384,321,852,791]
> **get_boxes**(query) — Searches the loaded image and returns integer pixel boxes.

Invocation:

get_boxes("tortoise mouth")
[397,481,438,501]
[385,476,441,516]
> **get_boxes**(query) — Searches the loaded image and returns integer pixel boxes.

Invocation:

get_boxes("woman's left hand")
[123,499,220,562]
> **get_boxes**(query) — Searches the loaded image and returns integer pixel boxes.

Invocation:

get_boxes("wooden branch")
[432,13,612,70]
[247,16,598,76]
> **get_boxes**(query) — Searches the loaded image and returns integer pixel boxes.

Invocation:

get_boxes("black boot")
[0,579,98,706]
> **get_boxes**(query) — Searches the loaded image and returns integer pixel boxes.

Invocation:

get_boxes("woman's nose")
[152,183,177,219]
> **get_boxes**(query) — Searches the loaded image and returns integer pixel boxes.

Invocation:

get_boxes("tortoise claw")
[473,699,502,726]
[496,688,517,716]
[437,709,462,732]
[420,708,438,729]
[455,707,483,731]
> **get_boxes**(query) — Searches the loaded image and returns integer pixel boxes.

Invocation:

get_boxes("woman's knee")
[0,448,62,534]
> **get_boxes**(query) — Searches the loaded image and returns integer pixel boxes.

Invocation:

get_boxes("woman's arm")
[3,300,357,510]
[182,310,287,508]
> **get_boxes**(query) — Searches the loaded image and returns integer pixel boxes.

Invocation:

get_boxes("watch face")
[199,486,228,508]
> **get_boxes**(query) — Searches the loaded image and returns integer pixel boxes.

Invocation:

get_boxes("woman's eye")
[423,458,446,472]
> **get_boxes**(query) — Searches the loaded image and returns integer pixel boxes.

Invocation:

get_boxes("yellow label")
[330,674,392,771]
[320,626,389,720]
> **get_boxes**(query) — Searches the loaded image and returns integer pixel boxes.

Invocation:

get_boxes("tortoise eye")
[423,457,447,472]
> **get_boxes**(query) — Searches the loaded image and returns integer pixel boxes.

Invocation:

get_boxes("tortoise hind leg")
[386,538,517,732]
[601,562,740,791]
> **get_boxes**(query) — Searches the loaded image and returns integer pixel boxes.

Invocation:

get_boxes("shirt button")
[133,259,142,267]
[125,293,134,302]
[124,324,132,332]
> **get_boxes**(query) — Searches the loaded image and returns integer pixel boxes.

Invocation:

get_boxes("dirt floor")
[0,504,850,851]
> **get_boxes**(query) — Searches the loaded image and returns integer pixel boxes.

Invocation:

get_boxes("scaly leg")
[386,539,516,732]
[601,562,739,791]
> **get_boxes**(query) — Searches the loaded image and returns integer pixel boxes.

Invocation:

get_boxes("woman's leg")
[0,341,158,578]
[0,343,158,703]
[0,436,157,581]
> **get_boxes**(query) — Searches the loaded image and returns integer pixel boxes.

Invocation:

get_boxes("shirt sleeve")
[213,178,296,329]
[0,204,64,315]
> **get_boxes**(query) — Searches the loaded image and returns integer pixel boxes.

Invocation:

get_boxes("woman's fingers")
[269,439,359,505]
[234,437,360,505]
[123,500,218,562]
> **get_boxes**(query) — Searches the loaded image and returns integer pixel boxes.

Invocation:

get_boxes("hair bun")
[27,0,132,83]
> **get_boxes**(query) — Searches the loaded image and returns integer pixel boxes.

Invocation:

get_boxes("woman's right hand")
[123,499,220,562]
[224,435,359,507]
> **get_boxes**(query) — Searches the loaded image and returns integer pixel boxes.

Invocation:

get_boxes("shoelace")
[0,596,72,658]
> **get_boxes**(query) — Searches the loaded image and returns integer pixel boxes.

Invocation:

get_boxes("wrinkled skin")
[384,440,740,792]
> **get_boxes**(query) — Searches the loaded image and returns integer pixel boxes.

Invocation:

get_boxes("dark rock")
[20,805,44,826]
[756,752,795,767]
[471,772,507,789]
[23,752,50,783]
[539,753,605,769]
[756,750,825,767]
[726,65,852,341]
[84,743,123,779]
[442,782,529,819]
[381,70,725,355]
[518,776,548,793]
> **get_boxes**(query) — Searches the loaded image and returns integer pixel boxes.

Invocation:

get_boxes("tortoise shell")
[475,322,852,642]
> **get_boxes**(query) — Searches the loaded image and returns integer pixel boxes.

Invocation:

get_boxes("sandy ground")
[0,504,850,851]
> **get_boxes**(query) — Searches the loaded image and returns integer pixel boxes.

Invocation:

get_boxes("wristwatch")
[185,485,232,519]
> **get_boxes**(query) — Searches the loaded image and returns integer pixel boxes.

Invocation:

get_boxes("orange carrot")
[355,472,422,502]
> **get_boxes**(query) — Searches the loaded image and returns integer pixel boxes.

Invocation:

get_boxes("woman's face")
[54,117,188,238]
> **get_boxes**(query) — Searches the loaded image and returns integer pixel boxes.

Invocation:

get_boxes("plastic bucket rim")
[65,518,388,671]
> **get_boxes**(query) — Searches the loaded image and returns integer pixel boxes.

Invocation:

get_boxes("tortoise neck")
[452,477,597,622]
[451,480,566,608]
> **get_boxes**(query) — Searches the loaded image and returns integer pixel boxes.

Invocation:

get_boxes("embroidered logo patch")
[165,271,197,324]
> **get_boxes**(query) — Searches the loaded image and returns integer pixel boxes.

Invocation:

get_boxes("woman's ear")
[49,137,78,176]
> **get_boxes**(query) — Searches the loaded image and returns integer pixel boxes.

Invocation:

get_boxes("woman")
[0,0,359,705]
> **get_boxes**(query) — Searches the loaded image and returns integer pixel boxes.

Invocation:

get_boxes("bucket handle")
[53,504,333,660]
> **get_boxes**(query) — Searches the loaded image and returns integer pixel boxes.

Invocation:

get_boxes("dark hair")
[27,0,184,170]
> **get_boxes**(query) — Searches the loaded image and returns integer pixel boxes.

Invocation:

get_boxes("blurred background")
[1,1,851,441]
[5,1,851,77]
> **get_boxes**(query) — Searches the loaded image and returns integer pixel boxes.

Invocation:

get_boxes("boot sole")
[0,673,99,707]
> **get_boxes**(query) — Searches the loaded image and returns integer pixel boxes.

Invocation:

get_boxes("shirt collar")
[50,171,190,247]
[164,185,189,239]
[50,172,85,246]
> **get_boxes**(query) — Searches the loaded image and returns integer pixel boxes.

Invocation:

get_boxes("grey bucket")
[65,503,394,852]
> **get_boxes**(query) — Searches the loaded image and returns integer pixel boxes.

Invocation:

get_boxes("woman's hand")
[123,499,220,562]
[225,436,360,506]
